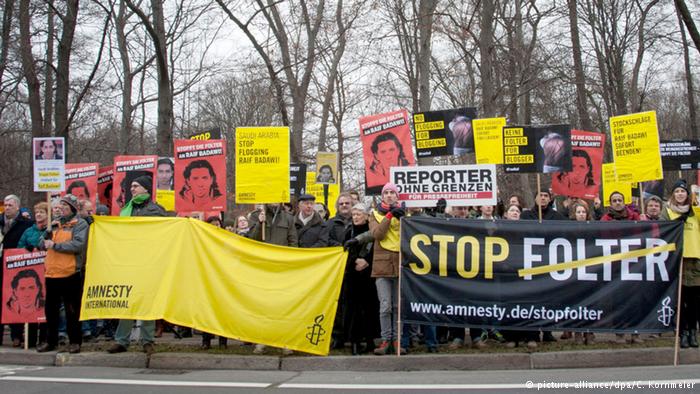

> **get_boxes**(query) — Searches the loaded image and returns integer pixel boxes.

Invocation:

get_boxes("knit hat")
[382,183,399,195]
[132,175,153,196]
[672,179,689,195]
[60,194,80,213]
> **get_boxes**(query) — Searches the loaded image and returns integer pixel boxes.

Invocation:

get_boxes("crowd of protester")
[1,177,699,355]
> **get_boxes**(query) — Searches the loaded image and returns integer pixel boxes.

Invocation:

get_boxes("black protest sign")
[413,107,478,158]
[503,124,572,174]
[401,217,682,332]
[290,163,307,198]
[659,140,700,171]
[189,128,222,141]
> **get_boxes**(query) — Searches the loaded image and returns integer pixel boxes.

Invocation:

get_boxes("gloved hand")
[390,207,405,219]
[343,238,359,251]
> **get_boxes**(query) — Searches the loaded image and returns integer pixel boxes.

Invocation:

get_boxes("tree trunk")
[43,0,54,134]
[151,0,172,157]
[677,2,698,139]
[116,0,133,153]
[0,0,14,90]
[675,0,700,56]
[55,0,79,141]
[18,0,43,136]
[568,0,592,130]
[479,0,496,117]
[417,0,437,112]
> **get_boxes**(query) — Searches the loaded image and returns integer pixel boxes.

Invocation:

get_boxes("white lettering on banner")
[391,164,497,208]
[521,237,670,282]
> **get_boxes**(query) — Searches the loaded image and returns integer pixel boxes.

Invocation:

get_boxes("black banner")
[503,124,572,174]
[413,107,478,158]
[290,163,307,198]
[401,217,683,332]
[660,140,700,170]
[189,127,222,141]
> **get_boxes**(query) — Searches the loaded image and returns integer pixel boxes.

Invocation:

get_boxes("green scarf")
[120,193,151,217]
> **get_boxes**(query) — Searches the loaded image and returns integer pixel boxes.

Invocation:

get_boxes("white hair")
[4,194,20,206]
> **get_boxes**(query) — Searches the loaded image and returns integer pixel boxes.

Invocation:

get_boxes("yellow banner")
[306,171,340,217]
[609,111,663,183]
[156,189,175,211]
[601,163,632,206]
[473,118,506,164]
[235,127,290,203]
[81,216,347,356]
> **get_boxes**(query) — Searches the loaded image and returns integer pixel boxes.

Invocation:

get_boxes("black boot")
[218,337,228,349]
[680,331,690,348]
[690,329,699,348]
[200,337,211,350]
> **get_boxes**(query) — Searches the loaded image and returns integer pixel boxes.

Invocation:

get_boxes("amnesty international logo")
[306,314,327,346]
[657,296,674,327]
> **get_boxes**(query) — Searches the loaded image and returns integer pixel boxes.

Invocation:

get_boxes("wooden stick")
[537,174,543,223]
[397,219,402,357]
[639,182,645,216]
[674,261,684,366]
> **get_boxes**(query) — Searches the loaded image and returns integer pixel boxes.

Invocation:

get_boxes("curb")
[1,347,698,371]
[149,353,279,370]
[281,353,531,371]
[55,352,148,368]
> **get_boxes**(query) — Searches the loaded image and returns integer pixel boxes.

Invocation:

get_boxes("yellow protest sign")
[156,189,175,211]
[81,216,347,356]
[601,163,632,206]
[473,118,506,164]
[306,171,340,217]
[235,127,290,203]
[609,111,663,183]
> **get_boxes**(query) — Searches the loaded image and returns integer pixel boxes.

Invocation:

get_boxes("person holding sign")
[359,183,405,355]
[36,194,88,354]
[660,180,700,348]
[107,176,165,355]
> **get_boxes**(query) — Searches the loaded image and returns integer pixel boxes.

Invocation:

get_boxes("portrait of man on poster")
[178,159,223,211]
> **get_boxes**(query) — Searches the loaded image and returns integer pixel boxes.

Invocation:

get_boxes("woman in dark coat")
[342,203,380,355]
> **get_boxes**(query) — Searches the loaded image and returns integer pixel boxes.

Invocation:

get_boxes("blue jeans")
[114,320,155,347]
[401,324,437,349]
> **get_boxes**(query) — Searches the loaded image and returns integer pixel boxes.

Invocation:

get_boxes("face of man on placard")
[157,161,174,190]
[188,168,213,199]
[15,277,40,310]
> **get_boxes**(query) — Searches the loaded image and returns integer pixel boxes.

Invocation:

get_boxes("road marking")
[279,379,700,390]
[0,366,44,377]
[0,376,270,388]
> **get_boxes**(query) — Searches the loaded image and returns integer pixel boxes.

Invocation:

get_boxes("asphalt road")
[1,364,699,393]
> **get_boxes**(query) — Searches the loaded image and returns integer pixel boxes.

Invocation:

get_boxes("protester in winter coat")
[661,180,700,348]
[107,175,166,355]
[342,203,379,355]
[294,194,327,248]
[600,191,641,221]
[248,203,298,354]
[36,194,88,354]
[521,190,566,221]
[354,182,404,355]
